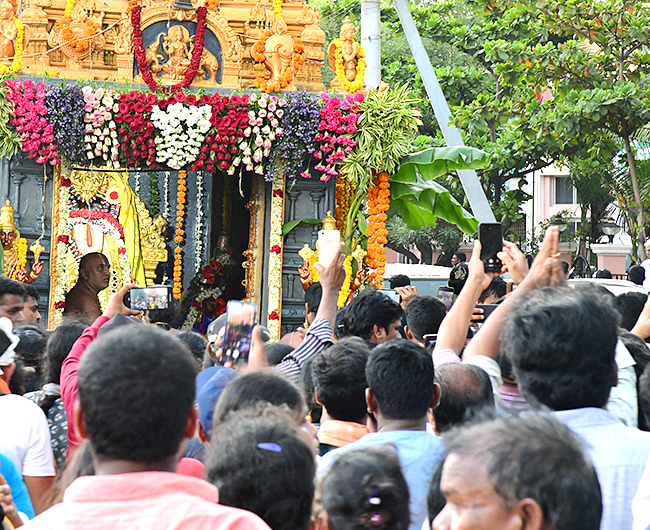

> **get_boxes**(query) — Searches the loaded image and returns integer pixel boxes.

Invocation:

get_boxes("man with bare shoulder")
[63,253,111,324]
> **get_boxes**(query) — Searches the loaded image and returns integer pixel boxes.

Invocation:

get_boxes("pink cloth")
[177,457,205,479]
[431,349,461,369]
[21,472,271,530]
[61,315,110,458]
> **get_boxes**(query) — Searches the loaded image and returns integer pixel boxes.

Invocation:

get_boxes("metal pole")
[361,0,381,89]
[392,0,496,223]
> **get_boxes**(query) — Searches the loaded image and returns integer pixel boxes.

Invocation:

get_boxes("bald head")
[432,363,495,434]
[79,253,111,293]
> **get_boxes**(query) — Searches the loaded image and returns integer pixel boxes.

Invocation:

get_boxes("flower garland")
[82,86,120,168]
[366,171,390,284]
[4,79,59,165]
[131,5,208,93]
[151,102,212,169]
[233,92,285,178]
[332,39,366,93]
[173,169,187,299]
[335,174,353,233]
[311,93,363,181]
[181,285,224,331]
[267,172,285,340]
[16,237,27,271]
[337,255,353,308]
[114,91,157,168]
[253,33,305,93]
[46,84,87,166]
[0,18,23,75]
[53,176,71,320]
[163,171,170,220]
[192,94,250,173]
[60,0,98,52]
[195,171,204,273]
[273,0,283,19]
[267,91,320,181]
[148,172,160,216]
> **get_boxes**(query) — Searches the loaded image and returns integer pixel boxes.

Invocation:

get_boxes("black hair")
[628,264,645,286]
[77,326,196,461]
[502,287,619,411]
[615,292,647,332]
[404,296,446,343]
[14,324,47,364]
[175,331,207,371]
[639,363,650,430]
[389,275,410,289]
[619,332,650,430]
[311,337,370,423]
[478,276,507,303]
[439,414,602,530]
[304,282,322,315]
[8,358,27,395]
[453,252,466,262]
[148,299,178,329]
[341,289,403,341]
[322,448,410,530]
[594,269,613,279]
[24,284,39,301]
[207,406,315,530]
[0,277,26,301]
[265,343,294,366]
[427,459,446,524]
[44,322,86,384]
[433,363,495,433]
[366,339,434,420]
[213,371,306,425]
[561,260,570,275]
[335,308,347,339]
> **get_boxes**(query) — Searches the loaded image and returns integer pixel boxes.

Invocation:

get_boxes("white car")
[567,278,650,297]
[382,263,452,297]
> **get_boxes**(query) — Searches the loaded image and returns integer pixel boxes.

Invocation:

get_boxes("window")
[554,177,575,205]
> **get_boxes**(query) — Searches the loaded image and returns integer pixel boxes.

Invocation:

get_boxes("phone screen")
[437,288,456,310]
[479,223,503,272]
[127,286,172,311]
[378,289,400,303]
[221,301,257,364]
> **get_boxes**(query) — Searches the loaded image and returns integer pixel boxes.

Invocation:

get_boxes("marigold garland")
[173,169,187,299]
[16,237,27,271]
[333,38,366,94]
[335,174,353,233]
[337,255,353,308]
[253,32,305,93]
[273,0,283,19]
[59,0,97,52]
[0,18,23,75]
[365,171,390,285]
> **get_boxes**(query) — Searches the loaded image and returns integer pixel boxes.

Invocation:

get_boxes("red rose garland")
[132,5,208,94]
[114,91,157,168]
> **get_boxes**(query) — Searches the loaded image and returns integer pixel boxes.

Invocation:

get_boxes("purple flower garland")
[46,84,87,166]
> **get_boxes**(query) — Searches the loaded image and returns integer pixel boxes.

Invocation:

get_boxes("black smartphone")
[437,287,456,310]
[471,303,499,324]
[478,223,503,273]
[123,285,173,311]
[221,300,257,364]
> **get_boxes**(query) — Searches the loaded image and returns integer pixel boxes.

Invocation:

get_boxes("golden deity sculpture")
[0,200,44,283]
[328,17,359,85]
[0,0,17,60]
[263,16,293,87]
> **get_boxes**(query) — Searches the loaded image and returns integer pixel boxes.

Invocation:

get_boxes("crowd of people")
[3,227,650,529]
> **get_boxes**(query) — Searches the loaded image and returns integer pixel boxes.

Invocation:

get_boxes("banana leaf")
[392,146,491,183]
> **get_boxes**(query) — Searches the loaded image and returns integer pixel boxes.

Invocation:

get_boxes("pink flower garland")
[4,79,59,165]
[311,92,364,182]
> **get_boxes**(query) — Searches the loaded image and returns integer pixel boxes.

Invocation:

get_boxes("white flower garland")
[53,180,71,325]
[267,170,285,340]
[134,172,141,196]
[163,171,170,221]
[152,103,212,170]
[229,93,286,177]
[82,86,121,168]
[195,171,204,274]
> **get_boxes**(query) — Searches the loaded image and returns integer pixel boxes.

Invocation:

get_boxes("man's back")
[555,407,650,530]
[22,472,270,530]
[319,430,445,530]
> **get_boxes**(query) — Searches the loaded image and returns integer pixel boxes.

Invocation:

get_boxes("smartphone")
[478,223,503,273]
[423,333,437,351]
[437,287,456,310]
[221,300,257,364]
[471,303,499,324]
[317,229,340,268]
[378,288,400,303]
[124,285,173,311]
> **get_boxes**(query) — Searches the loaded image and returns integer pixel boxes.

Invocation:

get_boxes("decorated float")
[0,0,487,337]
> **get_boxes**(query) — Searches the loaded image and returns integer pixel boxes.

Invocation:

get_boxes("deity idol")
[338,17,358,82]
[0,200,43,283]
[0,0,17,60]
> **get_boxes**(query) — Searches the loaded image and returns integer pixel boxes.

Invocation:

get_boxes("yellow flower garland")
[173,170,187,300]
[333,38,366,94]
[337,255,353,308]
[0,18,23,75]
[273,0,282,19]
[17,237,27,271]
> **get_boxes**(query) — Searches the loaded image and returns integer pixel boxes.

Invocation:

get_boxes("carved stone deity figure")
[263,16,293,86]
[0,0,17,60]
[0,200,43,283]
[328,17,359,83]
[162,24,193,79]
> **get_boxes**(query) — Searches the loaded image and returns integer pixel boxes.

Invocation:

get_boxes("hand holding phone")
[123,286,173,311]
[221,301,257,365]
[317,229,340,268]
[478,223,503,273]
